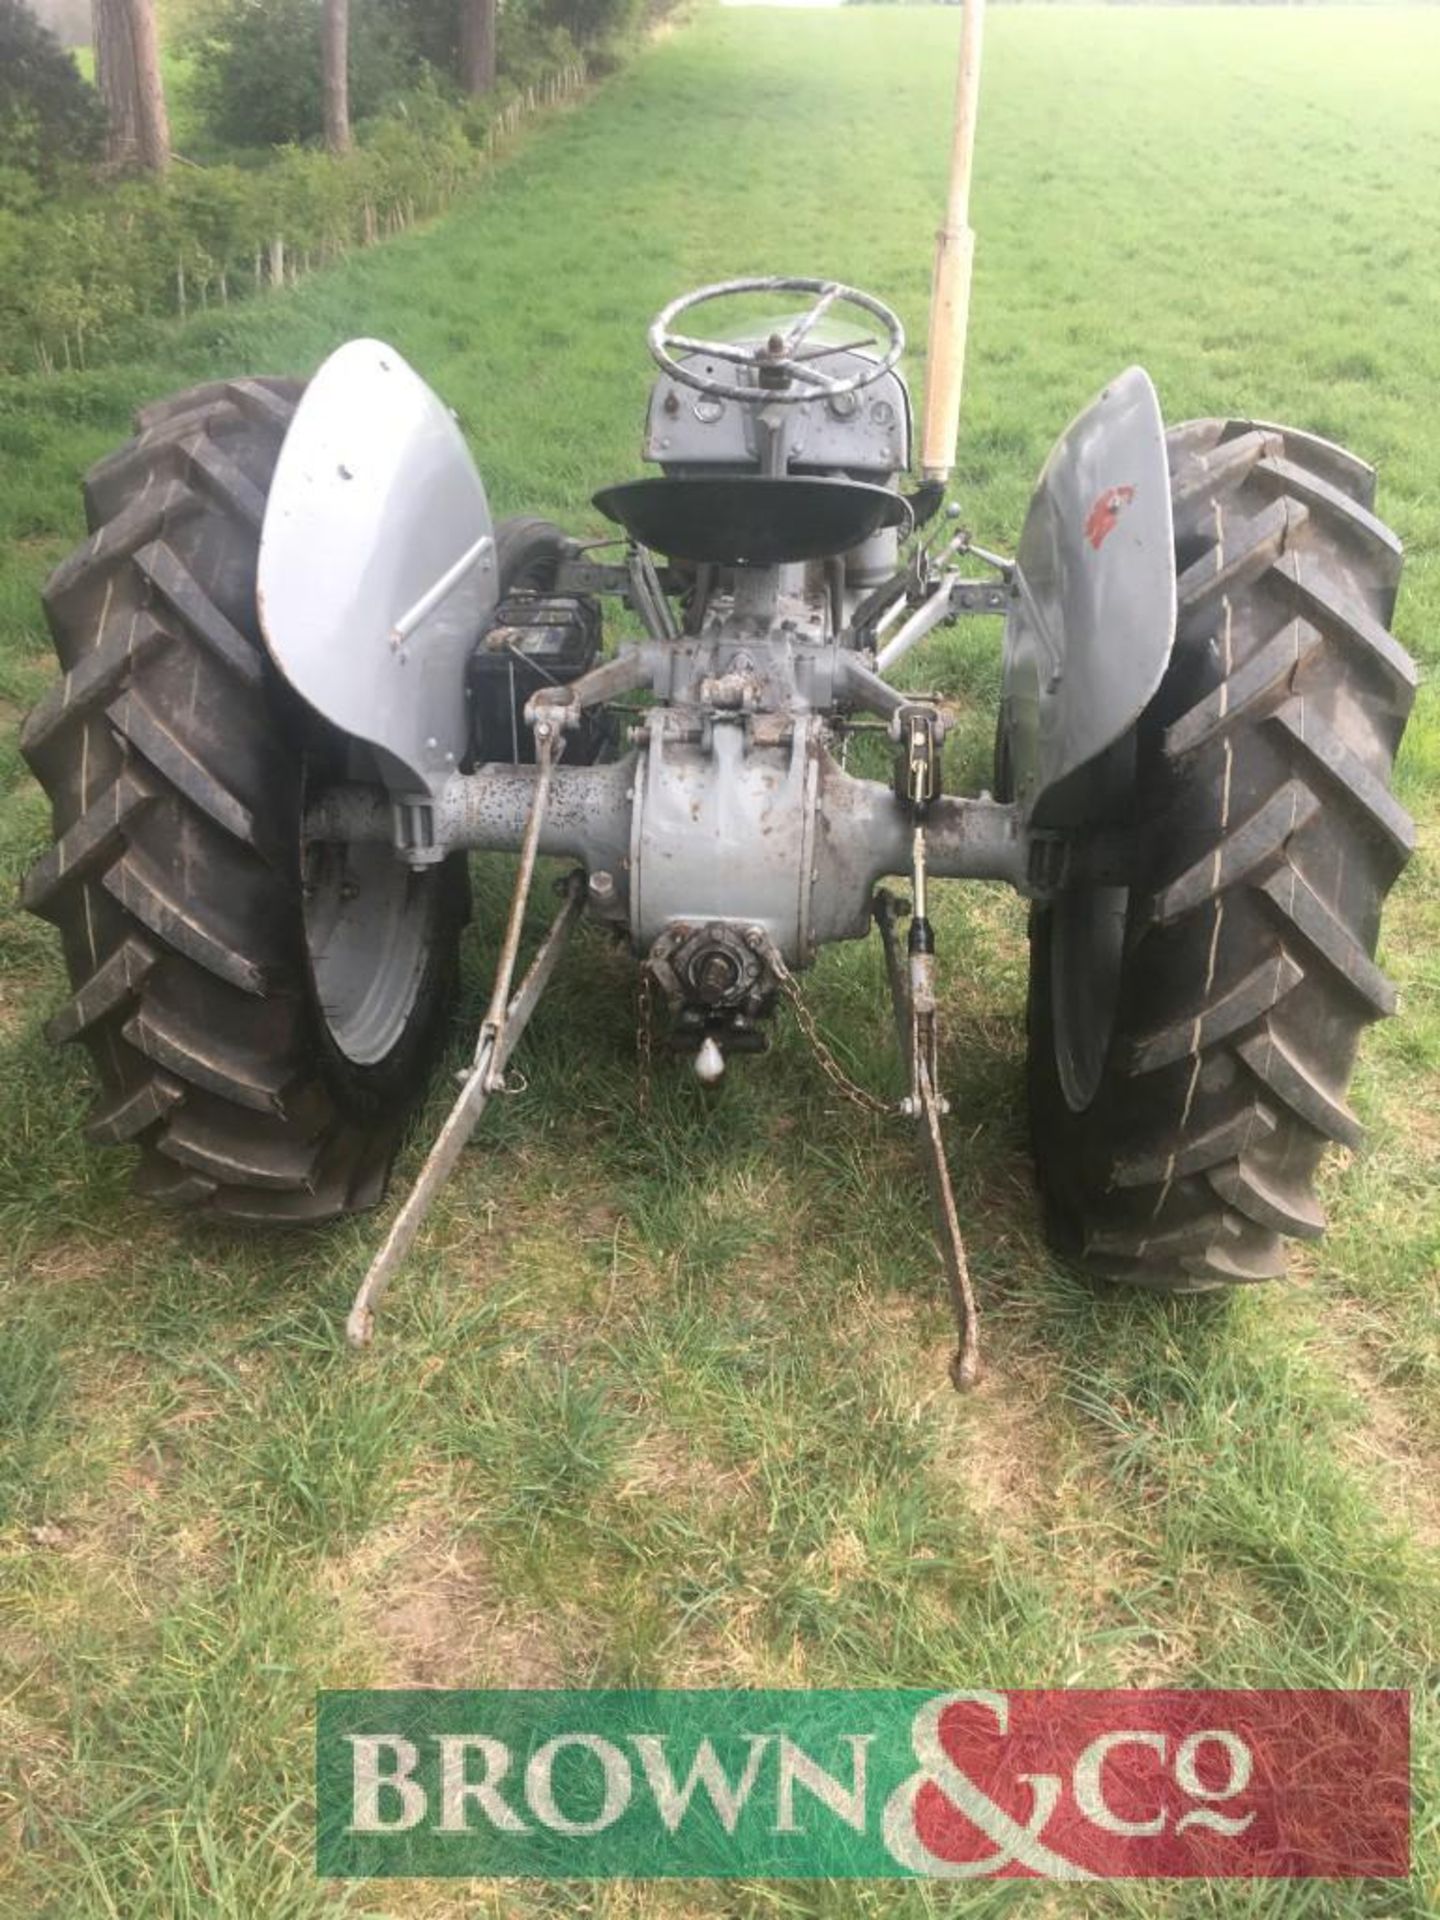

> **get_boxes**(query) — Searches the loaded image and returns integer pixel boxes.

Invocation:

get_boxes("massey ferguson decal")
[1085,483,1137,549]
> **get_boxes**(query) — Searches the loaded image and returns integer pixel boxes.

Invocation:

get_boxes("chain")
[745,929,892,1118]
[635,931,889,1119]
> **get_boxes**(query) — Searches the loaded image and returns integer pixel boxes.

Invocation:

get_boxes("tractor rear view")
[19,1,1415,1383]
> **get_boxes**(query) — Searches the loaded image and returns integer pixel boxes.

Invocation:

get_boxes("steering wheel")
[647,276,905,407]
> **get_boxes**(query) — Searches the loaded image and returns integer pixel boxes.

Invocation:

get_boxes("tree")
[0,0,104,194]
[92,0,170,172]
[185,0,415,150]
[458,0,494,97]
[322,0,349,152]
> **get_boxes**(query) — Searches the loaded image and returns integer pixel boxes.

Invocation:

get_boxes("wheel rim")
[301,746,447,1069]
[1050,884,1129,1112]
[303,839,444,1068]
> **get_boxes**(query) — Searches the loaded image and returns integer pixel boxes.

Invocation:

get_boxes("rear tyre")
[21,378,467,1222]
[1026,419,1417,1289]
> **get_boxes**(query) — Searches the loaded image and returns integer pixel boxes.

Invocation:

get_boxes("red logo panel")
[904,1690,1408,1878]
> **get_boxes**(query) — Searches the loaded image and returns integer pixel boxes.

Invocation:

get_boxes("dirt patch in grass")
[615,1421,755,1518]
[1370,1081,1440,1167]
[330,1499,570,1687]
[1337,1342,1440,1552]
[0,1708,69,1888]
[667,1605,815,1691]
[927,1353,1070,1537]
[0,969,49,1040]
[438,1169,654,1328]
[20,1225,172,1291]
[28,1428,224,1594]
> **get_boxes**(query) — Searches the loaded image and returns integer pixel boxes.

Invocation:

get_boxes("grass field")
[2,6,1438,1915]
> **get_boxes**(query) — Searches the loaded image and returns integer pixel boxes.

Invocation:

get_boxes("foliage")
[182,0,634,152]
[524,0,644,49]
[497,14,586,91]
[0,0,104,202]
[182,0,421,147]
[0,55,593,373]
[0,0,617,374]
[387,0,464,73]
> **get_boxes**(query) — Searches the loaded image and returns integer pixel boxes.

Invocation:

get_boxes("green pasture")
[1,7,1437,1915]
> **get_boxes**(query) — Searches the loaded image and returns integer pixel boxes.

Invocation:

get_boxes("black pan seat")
[592,475,912,567]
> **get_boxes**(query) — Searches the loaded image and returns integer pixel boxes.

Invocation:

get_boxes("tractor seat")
[592,474,912,568]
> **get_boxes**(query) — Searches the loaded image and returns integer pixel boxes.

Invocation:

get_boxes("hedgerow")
[0,50,586,374]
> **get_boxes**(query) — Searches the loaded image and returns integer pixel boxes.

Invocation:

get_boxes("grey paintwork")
[309,752,1027,963]
[999,366,1176,821]
[630,711,822,957]
[257,339,498,796]
[264,328,1174,986]
[644,349,912,477]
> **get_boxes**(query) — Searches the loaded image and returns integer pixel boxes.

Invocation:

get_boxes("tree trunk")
[93,0,139,169]
[459,0,496,98]
[323,0,351,155]
[93,0,170,173]
[126,0,169,171]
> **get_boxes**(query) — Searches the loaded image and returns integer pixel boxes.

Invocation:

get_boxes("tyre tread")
[22,377,458,1223]
[1027,412,1414,1293]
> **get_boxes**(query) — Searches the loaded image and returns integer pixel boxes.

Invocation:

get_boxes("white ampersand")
[881,1692,1097,1880]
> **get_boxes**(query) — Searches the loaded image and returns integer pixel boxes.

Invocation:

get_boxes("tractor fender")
[257,339,497,796]
[998,366,1175,825]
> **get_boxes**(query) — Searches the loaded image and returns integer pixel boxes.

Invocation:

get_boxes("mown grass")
[1,7,1438,1915]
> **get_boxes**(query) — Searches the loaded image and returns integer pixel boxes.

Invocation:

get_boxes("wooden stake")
[920,0,985,484]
